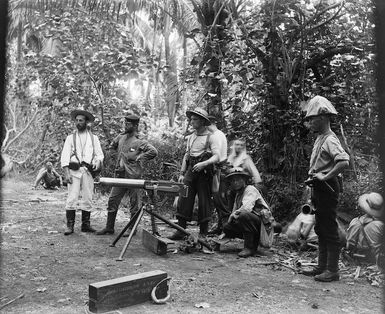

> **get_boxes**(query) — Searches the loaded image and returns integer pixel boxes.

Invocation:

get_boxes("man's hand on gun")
[305,173,335,193]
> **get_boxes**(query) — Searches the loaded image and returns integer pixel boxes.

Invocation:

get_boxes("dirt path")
[0,177,383,313]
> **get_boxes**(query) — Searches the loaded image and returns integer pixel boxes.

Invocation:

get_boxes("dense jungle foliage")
[3,0,382,224]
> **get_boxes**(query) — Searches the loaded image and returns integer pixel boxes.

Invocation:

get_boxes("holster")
[68,162,80,170]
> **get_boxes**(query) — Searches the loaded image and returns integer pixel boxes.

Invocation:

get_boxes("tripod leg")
[116,207,144,261]
[143,207,214,252]
[110,208,142,247]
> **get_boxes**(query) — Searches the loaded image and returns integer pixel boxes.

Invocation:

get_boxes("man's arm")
[52,169,63,185]
[244,156,262,185]
[137,141,158,161]
[192,135,220,172]
[178,153,189,183]
[92,135,104,171]
[33,170,46,188]
[61,135,73,184]
[313,160,349,182]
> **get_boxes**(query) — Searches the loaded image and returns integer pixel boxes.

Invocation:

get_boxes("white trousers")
[65,167,94,212]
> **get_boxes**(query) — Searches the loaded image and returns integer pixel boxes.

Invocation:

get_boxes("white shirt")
[61,131,104,167]
[186,132,220,158]
[211,129,227,162]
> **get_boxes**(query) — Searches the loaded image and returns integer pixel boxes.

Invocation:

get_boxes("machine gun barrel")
[98,177,188,196]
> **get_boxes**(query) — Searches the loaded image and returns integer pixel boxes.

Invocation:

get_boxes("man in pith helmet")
[301,96,350,282]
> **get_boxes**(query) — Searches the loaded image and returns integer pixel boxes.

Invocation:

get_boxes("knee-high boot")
[315,243,340,282]
[302,240,327,276]
[199,221,209,237]
[81,210,96,232]
[168,218,187,240]
[96,210,117,235]
[64,210,76,235]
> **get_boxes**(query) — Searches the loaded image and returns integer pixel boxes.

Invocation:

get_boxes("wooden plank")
[141,229,175,255]
[89,270,167,313]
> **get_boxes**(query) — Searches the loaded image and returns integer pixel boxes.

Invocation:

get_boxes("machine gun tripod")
[98,177,214,260]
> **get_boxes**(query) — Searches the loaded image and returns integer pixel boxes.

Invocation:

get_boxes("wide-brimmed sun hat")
[225,167,250,180]
[70,109,95,122]
[208,115,218,124]
[186,107,211,125]
[305,95,338,119]
[360,192,384,218]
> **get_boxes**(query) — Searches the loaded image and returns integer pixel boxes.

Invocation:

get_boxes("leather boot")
[168,218,187,240]
[64,210,76,235]
[96,211,117,235]
[315,243,340,282]
[199,221,209,238]
[238,233,256,258]
[81,210,96,232]
[302,240,327,276]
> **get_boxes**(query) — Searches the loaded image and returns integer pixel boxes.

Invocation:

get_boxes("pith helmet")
[360,192,384,218]
[186,108,211,126]
[305,96,338,119]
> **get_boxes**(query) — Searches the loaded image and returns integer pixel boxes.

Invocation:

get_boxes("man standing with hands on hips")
[61,109,104,235]
[301,96,350,282]
[96,114,158,235]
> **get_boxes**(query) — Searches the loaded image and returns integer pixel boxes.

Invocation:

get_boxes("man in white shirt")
[168,108,220,240]
[207,115,230,235]
[60,109,104,235]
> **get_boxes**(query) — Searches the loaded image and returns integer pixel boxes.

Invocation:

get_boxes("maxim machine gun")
[98,177,213,260]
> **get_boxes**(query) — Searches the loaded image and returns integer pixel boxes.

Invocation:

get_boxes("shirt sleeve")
[238,186,262,212]
[110,135,121,151]
[60,135,73,168]
[93,135,104,163]
[325,135,350,163]
[138,141,158,161]
[243,156,262,184]
[208,134,220,159]
[52,169,60,178]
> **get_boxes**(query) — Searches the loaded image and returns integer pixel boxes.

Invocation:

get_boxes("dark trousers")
[212,177,231,225]
[312,177,341,245]
[107,186,140,216]
[43,178,61,189]
[177,167,212,224]
[223,211,261,239]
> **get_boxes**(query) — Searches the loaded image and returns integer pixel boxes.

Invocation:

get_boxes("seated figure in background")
[285,209,317,248]
[346,192,384,270]
[34,162,62,190]
[285,186,317,248]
